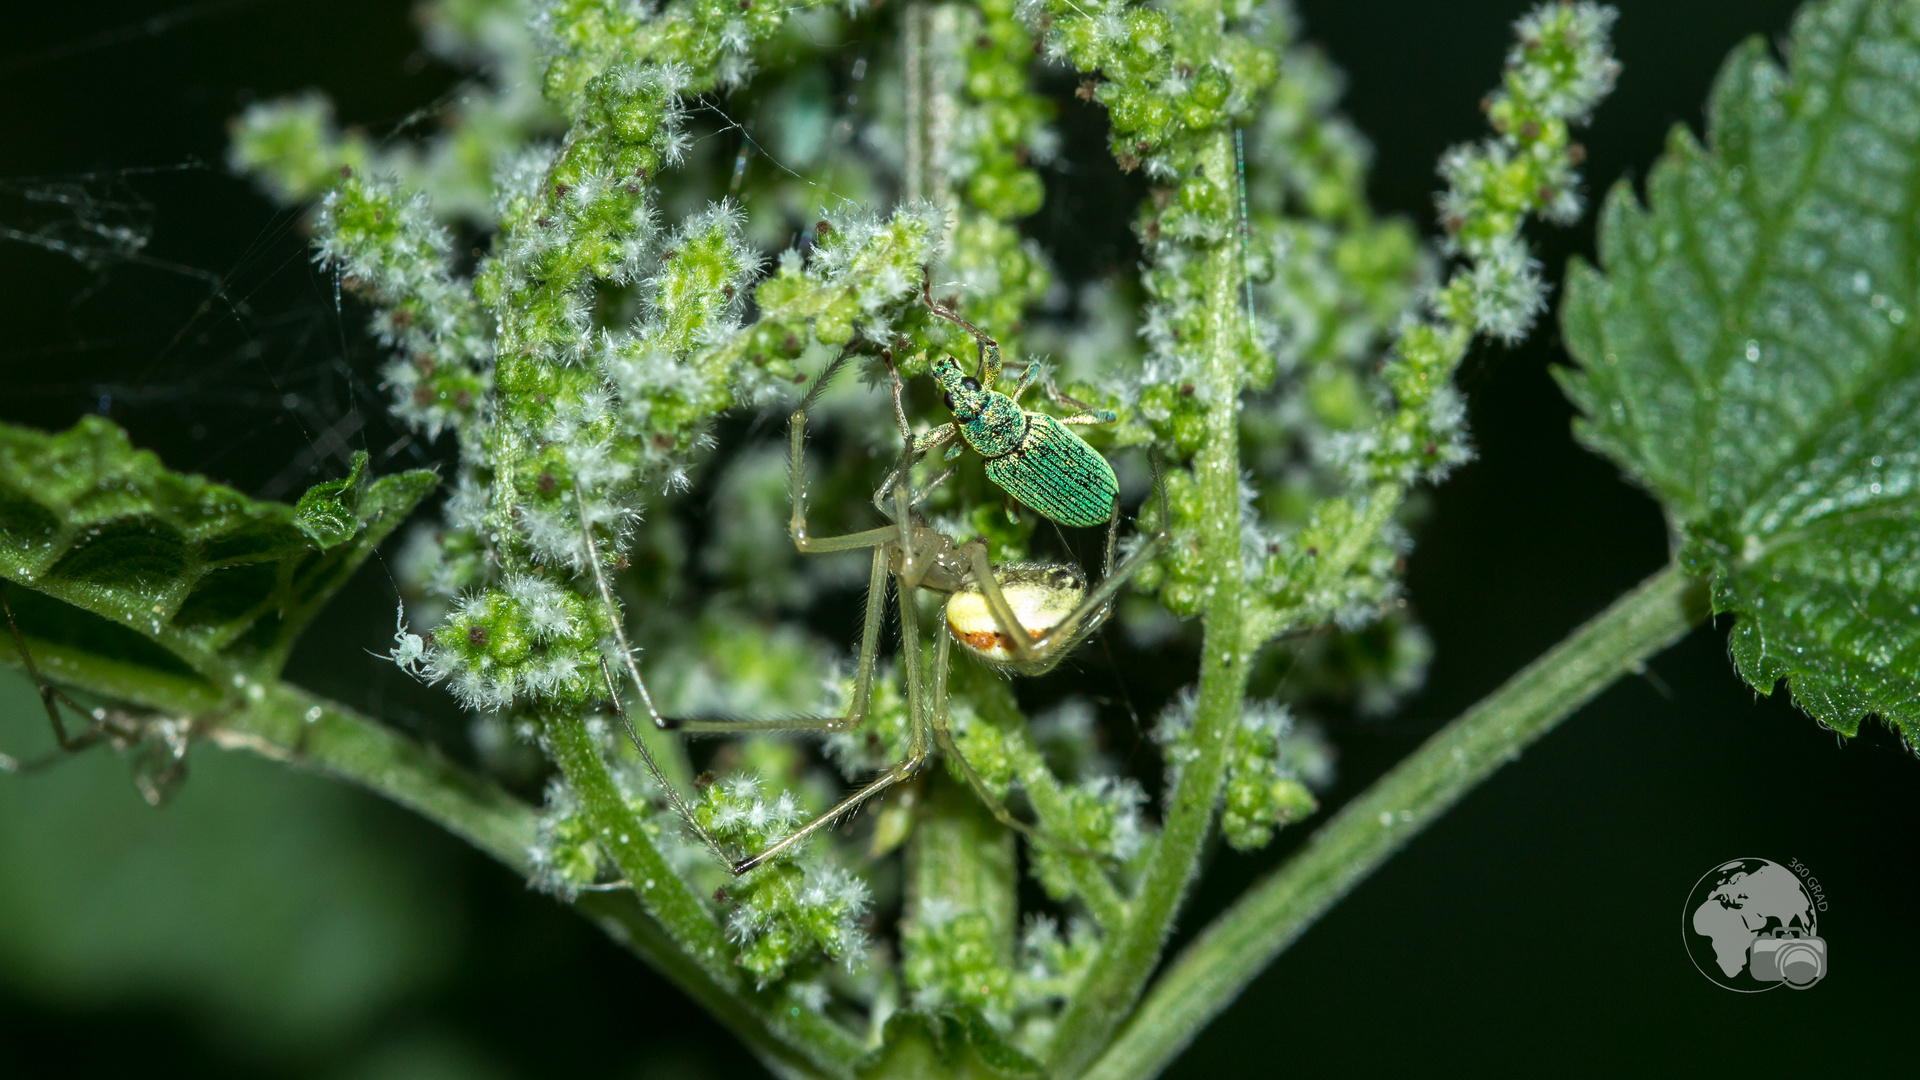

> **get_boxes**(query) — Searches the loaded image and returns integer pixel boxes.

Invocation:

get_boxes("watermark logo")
[1682,857,1828,991]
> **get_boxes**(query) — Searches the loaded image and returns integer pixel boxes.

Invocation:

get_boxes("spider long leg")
[1029,496,1169,655]
[790,406,901,553]
[729,745,928,874]
[924,627,1032,839]
[920,269,1000,385]
[3,583,119,754]
[661,547,890,734]
[957,479,1169,674]
[673,407,903,733]
[958,543,1048,670]
[925,629,1105,859]
[576,490,736,866]
[909,464,957,508]
[728,532,936,875]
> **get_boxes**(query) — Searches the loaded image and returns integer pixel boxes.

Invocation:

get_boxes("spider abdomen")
[946,562,1090,664]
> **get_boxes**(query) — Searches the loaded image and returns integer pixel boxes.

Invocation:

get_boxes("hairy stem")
[210,682,864,1080]
[540,716,863,1078]
[210,684,537,865]
[1081,563,1708,1080]
[539,717,732,961]
[971,674,1127,931]
[1047,128,1252,1076]
[0,644,860,1080]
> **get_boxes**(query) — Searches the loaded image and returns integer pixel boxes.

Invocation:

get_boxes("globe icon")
[1682,858,1825,991]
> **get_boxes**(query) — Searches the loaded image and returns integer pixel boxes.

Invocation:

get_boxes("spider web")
[0,0,503,750]
[0,0,471,501]
[0,0,1186,763]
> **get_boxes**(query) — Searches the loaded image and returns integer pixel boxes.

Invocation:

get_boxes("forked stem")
[1081,564,1709,1080]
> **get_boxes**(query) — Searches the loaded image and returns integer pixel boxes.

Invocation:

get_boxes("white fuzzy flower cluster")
[699,775,873,986]
[1462,233,1550,344]
[1012,913,1098,1010]
[310,175,495,439]
[1431,2,1620,343]
[700,774,806,845]
[1154,689,1334,850]
[424,572,597,711]
[1508,2,1622,125]
[790,201,949,347]
[528,777,607,900]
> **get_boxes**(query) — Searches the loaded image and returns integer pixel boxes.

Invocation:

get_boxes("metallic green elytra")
[915,284,1119,528]
[927,355,1117,527]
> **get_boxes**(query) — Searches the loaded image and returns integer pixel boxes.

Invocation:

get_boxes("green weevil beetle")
[914,277,1120,529]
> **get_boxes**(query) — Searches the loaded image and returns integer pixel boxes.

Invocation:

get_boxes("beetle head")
[930,354,986,420]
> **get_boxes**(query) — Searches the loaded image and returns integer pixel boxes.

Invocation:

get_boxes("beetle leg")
[912,423,958,457]
[919,268,1001,384]
[1038,380,1116,426]
[1057,409,1119,426]
[1007,360,1043,402]
[1030,487,1171,657]
[979,339,1002,386]
[1042,377,1090,410]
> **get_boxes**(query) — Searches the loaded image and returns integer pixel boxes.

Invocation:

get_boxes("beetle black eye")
[961,376,981,392]
[942,392,955,411]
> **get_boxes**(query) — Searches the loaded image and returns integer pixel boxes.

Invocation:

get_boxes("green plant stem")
[540,716,863,1078]
[1079,562,1708,1080]
[537,717,732,958]
[908,766,1017,962]
[1047,128,1253,1077]
[0,638,860,1080]
[1005,730,1128,931]
[232,692,856,1080]
[969,672,1127,931]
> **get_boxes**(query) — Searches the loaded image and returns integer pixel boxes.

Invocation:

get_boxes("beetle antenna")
[919,266,992,365]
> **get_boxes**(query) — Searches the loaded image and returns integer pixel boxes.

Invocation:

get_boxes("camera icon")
[1750,930,1826,988]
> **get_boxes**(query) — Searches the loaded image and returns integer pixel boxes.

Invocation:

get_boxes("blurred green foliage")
[0,675,456,1058]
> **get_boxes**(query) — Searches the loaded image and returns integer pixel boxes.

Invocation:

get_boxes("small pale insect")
[389,604,429,677]
[946,562,1090,665]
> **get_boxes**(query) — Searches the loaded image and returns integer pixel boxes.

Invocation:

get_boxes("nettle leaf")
[293,450,371,548]
[0,417,435,701]
[1559,0,1920,743]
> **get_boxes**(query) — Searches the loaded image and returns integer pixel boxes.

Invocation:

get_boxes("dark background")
[1,1,1913,1077]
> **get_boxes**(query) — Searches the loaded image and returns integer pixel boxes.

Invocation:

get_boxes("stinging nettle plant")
[4,0,1919,1075]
